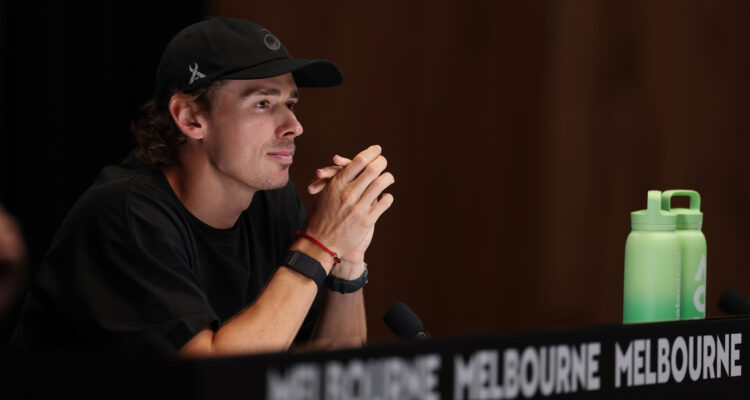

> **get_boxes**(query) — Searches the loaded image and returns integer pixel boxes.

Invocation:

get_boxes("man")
[10,16,394,356]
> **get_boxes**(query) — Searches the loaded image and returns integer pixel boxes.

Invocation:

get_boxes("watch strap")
[326,264,369,294]
[281,250,327,288]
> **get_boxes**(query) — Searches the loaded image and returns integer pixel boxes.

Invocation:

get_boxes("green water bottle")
[662,190,706,320]
[623,190,681,323]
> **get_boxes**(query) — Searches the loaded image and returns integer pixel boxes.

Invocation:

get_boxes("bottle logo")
[693,254,707,314]
[675,252,681,319]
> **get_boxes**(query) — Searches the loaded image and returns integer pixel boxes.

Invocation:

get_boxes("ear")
[168,95,207,140]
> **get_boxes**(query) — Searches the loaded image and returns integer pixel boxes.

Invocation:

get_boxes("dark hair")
[131,81,222,167]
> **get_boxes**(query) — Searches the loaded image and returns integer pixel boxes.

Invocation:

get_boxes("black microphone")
[383,302,431,340]
[718,289,750,315]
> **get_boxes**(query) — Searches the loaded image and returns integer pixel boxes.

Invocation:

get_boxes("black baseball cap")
[153,16,343,108]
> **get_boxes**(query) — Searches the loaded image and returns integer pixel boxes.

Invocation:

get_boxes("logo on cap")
[189,62,206,84]
[261,29,281,51]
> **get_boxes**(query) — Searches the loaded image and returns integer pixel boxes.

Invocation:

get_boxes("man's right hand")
[302,145,394,270]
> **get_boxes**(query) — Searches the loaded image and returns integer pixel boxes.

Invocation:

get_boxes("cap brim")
[222,58,343,87]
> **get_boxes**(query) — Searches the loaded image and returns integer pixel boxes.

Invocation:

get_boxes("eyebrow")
[241,86,299,99]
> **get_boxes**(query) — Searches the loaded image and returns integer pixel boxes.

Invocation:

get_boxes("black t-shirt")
[10,151,322,354]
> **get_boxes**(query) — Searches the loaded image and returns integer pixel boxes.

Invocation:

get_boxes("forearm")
[309,260,368,349]
[213,266,318,353]
[312,288,367,349]
[180,239,334,356]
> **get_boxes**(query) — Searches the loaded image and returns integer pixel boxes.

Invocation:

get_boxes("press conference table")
[3,316,749,399]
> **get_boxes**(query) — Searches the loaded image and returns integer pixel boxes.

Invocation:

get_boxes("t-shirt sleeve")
[23,176,218,353]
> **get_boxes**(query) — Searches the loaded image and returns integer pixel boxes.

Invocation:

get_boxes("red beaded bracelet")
[296,230,342,268]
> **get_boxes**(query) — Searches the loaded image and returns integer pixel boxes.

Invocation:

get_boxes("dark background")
[2,0,749,344]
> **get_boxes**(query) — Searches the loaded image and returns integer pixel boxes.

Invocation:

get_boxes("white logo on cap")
[261,29,281,51]
[189,62,206,84]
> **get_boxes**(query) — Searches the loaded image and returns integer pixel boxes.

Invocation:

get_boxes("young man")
[10,17,394,356]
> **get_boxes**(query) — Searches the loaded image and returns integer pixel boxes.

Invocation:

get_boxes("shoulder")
[82,165,175,217]
[56,159,185,247]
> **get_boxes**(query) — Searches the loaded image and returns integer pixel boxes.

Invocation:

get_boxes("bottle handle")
[661,190,701,211]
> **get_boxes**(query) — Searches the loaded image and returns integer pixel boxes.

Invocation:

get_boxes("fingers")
[307,181,326,195]
[360,171,395,207]
[315,156,351,180]
[309,145,392,219]
[316,166,342,179]
[340,145,382,183]
[349,155,387,200]
[370,193,394,220]
[332,155,351,167]
[307,165,342,194]
[306,155,353,195]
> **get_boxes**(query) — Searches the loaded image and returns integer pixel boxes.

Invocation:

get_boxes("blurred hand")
[0,204,26,317]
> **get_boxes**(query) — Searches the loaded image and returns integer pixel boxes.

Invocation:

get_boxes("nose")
[278,107,303,139]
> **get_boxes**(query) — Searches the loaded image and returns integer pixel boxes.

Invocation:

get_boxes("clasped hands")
[303,145,394,280]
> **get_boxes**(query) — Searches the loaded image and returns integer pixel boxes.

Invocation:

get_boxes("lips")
[267,149,294,164]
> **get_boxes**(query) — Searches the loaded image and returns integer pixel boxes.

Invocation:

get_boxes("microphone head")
[383,302,426,339]
[719,289,750,315]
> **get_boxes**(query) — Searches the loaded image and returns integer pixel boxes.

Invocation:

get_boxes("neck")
[163,150,256,230]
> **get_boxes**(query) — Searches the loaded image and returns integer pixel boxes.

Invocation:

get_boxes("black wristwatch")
[326,264,368,294]
[281,250,327,288]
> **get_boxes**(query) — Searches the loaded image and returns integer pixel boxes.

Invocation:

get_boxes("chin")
[256,173,290,191]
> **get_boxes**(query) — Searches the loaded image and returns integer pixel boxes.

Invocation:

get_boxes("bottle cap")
[661,189,703,230]
[631,190,677,231]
